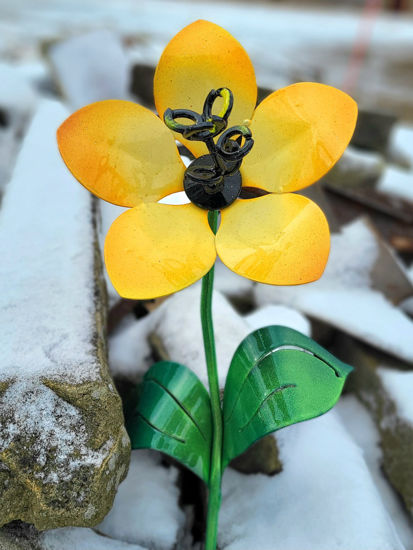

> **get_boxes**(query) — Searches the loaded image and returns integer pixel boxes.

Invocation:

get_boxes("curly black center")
[164,88,254,210]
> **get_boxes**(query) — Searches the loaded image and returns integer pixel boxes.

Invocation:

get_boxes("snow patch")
[0,100,99,383]
[219,411,404,550]
[245,304,311,337]
[150,286,250,388]
[42,527,147,550]
[109,315,153,382]
[255,219,413,363]
[378,166,413,203]
[97,450,185,550]
[337,395,413,550]
[48,30,130,109]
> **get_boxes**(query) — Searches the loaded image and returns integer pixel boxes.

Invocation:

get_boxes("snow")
[0,61,37,118]
[98,201,127,303]
[42,451,185,549]
[337,395,413,550]
[97,451,185,550]
[0,0,412,121]
[0,380,115,484]
[245,304,311,337]
[0,61,38,189]
[378,368,413,426]
[219,411,405,550]
[401,265,413,315]
[332,145,384,182]
[108,290,312,383]
[0,100,99,383]
[42,527,147,550]
[214,259,255,300]
[378,166,413,203]
[388,124,413,169]
[150,286,250,388]
[0,100,121,489]
[48,30,130,109]
[255,219,413,363]
[379,125,413,203]
[109,285,251,388]
[109,315,153,382]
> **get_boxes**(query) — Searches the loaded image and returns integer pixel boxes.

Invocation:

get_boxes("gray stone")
[323,146,384,189]
[47,30,130,109]
[351,109,397,153]
[0,101,129,529]
[339,335,413,520]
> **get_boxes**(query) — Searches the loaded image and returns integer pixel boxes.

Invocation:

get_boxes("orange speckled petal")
[216,193,330,285]
[154,20,257,158]
[104,203,216,299]
[57,100,185,207]
[241,82,358,193]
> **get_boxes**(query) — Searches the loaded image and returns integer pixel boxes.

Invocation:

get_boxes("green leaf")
[126,361,212,484]
[222,325,353,469]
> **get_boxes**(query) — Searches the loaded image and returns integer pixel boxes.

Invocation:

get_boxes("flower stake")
[57,20,358,550]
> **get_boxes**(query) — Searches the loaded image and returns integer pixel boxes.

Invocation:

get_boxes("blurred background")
[1,2,413,549]
[1,0,413,258]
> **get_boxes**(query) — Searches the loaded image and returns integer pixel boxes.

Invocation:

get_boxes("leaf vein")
[238,383,297,432]
[137,412,186,444]
[145,377,209,442]
[225,345,340,424]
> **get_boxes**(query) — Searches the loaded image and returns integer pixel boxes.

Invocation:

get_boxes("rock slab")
[0,100,130,529]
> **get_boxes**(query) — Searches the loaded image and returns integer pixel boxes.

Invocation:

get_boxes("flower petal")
[57,100,185,207]
[154,20,257,158]
[216,194,330,285]
[241,83,358,193]
[104,203,216,299]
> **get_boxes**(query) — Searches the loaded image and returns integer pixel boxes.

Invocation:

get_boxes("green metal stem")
[202,210,222,550]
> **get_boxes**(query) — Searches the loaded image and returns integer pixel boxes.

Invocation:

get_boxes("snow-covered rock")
[219,411,405,550]
[97,451,186,550]
[0,61,37,121]
[342,337,413,523]
[48,30,130,109]
[325,145,384,188]
[0,100,129,529]
[109,315,153,383]
[0,62,38,190]
[378,166,413,204]
[337,396,413,550]
[245,304,311,336]
[255,218,413,363]
[150,286,250,389]
[387,124,413,170]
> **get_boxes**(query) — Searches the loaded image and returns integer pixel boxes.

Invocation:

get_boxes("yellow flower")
[57,20,357,300]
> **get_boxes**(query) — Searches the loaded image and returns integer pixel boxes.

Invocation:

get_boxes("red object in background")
[343,0,382,94]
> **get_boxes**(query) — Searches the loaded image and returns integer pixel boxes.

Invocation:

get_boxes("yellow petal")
[154,20,257,158]
[104,203,216,299]
[57,100,185,207]
[216,194,330,285]
[241,83,358,193]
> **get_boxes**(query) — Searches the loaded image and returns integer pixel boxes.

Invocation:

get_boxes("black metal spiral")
[163,87,254,210]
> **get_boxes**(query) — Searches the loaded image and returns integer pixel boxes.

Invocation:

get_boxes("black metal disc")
[183,155,242,211]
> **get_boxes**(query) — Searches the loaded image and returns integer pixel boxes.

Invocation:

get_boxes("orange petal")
[241,83,358,193]
[216,194,330,285]
[57,100,185,207]
[104,203,216,299]
[154,20,257,158]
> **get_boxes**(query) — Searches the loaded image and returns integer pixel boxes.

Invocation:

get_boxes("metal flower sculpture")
[57,20,356,550]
